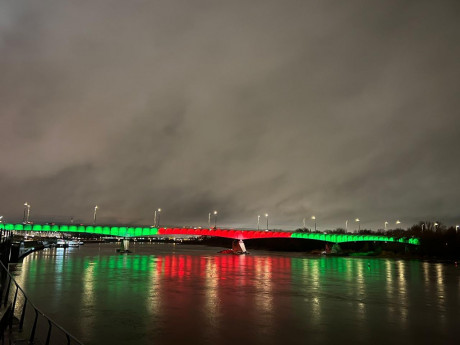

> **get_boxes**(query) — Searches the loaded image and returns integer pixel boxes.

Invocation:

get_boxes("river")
[11,243,460,345]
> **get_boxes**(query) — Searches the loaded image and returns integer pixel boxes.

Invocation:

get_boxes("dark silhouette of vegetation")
[294,221,460,260]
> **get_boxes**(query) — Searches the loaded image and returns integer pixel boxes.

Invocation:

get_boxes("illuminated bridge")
[0,223,420,245]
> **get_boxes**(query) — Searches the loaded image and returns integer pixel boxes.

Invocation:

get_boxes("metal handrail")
[0,260,84,344]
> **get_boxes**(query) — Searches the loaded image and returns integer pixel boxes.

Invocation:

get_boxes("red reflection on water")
[154,254,291,302]
[156,255,291,279]
[149,254,292,344]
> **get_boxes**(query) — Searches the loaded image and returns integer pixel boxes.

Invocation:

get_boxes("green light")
[288,232,420,245]
[410,238,420,245]
[118,227,126,236]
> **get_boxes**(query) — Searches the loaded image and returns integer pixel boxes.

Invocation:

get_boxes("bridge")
[0,223,420,245]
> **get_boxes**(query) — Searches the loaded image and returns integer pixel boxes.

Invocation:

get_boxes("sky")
[1,0,459,230]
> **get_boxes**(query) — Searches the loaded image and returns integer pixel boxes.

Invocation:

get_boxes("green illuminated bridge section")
[0,223,420,245]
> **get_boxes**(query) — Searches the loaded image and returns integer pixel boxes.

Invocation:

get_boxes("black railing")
[0,261,83,345]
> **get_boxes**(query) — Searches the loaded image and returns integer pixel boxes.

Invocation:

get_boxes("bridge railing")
[0,261,83,345]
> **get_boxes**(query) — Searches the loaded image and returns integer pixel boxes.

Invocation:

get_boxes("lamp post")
[23,202,31,223]
[154,209,162,227]
[213,210,218,229]
[93,205,98,225]
[396,220,401,227]
[434,222,439,230]
[345,220,348,232]
[157,208,162,227]
[311,216,316,231]
[23,203,28,223]
[265,213,269,231]
[456,225,459,233]
[258,215,261,230]
[384,221,388,230]
[355,218,360,231]
[303,218,306,228]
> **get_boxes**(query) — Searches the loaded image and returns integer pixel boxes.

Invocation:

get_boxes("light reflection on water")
[12,243,460,345]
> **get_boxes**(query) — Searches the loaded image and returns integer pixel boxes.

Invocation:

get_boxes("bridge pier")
[232,240,249,254]
[118,238,130,253]
[331,243,342,254]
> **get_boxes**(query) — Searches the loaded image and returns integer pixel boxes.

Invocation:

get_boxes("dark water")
[13,243,460,345]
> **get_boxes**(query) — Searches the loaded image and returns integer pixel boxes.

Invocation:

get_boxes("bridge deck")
[0,224,420,245]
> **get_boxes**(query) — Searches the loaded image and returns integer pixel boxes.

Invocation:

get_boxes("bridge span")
[0,223,420,245]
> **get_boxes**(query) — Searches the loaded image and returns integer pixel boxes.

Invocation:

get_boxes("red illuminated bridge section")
[1,223,420,245]
[159,228,292,240]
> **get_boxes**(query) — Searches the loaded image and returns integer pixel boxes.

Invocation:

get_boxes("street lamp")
[303,218,306,228]
[345,220,348,231]
[213,210,218,229]
[456,225,459,233]
[157,208,162,227]
[355,218,360,231]
[265,213,269,231]
[311,216,316,231]
[23,203,28,223]
[396,220,401,226]
[0,216,3,224]
[434,222,439,230]
[23,202,31,223]
[93,205,98,225]
[384,221,388,230]
[258,215,261,230]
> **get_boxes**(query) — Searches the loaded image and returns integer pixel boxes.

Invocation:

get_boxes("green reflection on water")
[12,246,458,345]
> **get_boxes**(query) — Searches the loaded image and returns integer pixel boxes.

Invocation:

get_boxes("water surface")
[14,243,460,345]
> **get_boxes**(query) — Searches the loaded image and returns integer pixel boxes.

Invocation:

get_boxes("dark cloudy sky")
[1,0,459,230]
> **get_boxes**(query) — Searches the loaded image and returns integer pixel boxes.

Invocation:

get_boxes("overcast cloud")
[1,0,459,230]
